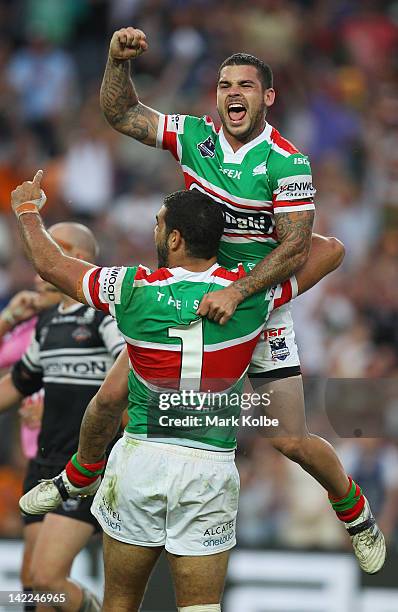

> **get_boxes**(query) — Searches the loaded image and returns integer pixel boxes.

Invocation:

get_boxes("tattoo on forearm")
[234,209,314,298]
[100,56,158,144]
[78,397,122,463]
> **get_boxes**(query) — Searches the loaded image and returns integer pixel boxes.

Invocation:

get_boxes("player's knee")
[326,236,345,270]
[271,437,308,463]
[30,567,62,593]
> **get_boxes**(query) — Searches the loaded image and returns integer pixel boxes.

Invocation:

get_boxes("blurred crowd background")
[0,0,398,555]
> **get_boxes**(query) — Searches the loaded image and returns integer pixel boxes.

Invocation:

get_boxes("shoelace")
[37,479,58,492]
[356,529,378,551]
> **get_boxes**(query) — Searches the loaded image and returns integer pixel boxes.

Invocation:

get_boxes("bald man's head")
[49,222,99,263]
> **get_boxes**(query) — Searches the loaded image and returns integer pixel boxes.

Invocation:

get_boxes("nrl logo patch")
[197,136,216,158]
[269,337,290,361]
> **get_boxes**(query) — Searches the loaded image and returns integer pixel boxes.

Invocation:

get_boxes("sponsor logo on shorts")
[263,326,286,340]
[97,495,122,532]
[269,337,290,361]
[203,520,235,548]
[197,136,216,158]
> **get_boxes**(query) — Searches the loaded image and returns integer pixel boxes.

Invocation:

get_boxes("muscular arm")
[100,28,160,146]
[233,209,314,299]
[100,56,160,145]
[18,213,93,304]
[295,233,344,295]
[77,348,129,463]
[197,208,315,324]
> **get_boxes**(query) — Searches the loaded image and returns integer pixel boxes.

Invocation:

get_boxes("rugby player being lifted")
[96,27,385,573]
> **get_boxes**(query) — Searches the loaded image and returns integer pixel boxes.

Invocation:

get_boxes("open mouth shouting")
[227,101,247,125]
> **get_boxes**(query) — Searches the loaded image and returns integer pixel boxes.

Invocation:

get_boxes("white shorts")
[249,303,300,374]
[91,434,240,556]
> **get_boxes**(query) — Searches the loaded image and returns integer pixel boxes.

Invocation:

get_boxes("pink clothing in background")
[19,390,44,459]
[0,318,37,367]
[0,317,41,458]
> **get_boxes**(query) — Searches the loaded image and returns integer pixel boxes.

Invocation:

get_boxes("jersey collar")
[168,263,219,281]
[218,122,272,164]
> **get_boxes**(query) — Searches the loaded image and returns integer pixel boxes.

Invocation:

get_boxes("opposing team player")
[97,28,385,573]
[0,280,61,596]
[14,174,385,612]
[0,218,124,611]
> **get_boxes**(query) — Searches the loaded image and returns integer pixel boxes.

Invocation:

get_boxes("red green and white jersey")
[156,114,315,268]
[82,263,297,450]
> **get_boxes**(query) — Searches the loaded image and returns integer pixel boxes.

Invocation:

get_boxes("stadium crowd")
[0,0,397,552]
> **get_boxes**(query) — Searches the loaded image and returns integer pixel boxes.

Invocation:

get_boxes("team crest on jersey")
[72,325,92,342]
[197,136,215,158]
[252,161,268,176]
[269,337,290,361]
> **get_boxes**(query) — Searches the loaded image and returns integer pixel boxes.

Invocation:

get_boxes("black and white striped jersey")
[12,302,125,465]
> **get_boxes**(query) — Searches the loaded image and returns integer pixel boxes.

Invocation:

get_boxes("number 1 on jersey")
[168,319,204,391]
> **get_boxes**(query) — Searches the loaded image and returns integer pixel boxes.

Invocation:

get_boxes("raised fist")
[109,27,148,61]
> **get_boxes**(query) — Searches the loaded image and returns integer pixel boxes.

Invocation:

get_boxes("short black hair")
[218,53,273,90]
[163,190,224,260]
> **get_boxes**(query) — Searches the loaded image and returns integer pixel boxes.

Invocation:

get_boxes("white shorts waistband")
[123,433,235,462]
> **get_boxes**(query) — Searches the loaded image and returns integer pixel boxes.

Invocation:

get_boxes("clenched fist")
[109,27,148,61]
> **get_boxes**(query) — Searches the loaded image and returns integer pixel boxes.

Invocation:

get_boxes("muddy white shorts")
[91,434,240,556]
[249,303,300,374]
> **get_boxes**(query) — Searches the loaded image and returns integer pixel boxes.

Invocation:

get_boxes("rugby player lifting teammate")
[13,173,348,612]
[14,173,385,611]
[96,27,386,572]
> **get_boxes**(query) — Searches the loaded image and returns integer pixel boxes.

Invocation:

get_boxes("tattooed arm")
[197,208,315,324]
[100,27,160,146]
[77,348,129,464]
[233,209,315,299]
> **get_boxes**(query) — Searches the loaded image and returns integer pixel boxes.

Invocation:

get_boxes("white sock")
[178,605,221,612]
